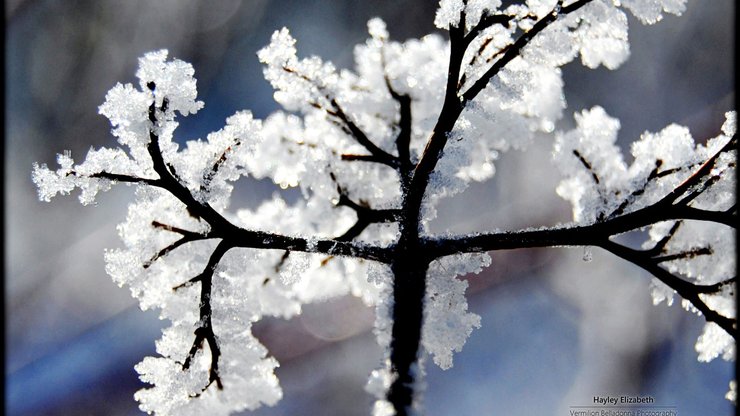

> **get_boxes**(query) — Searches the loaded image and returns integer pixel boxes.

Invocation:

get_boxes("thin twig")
[181,240,233,393]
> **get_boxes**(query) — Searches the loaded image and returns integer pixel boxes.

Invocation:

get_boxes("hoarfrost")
[32,1,736,414]
[422,253,491,369]
[621,0,686,24]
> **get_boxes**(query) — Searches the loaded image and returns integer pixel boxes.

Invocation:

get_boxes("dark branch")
[675,170,725,207]
[144,221,212,269]
[329,97,400,168]
[463,13,513,47]
[425,221,735,338]
[462,0,593,104]
[145,88,235,232]
[572,149,611,220]
[336,221,372,242]
[404,10,467,229]
[226,227,393,262]
[328,170,401,241]
[152,220,209,239]
[428,200,734,258]
[381,53,413,173]
[458,13,515,88]
[609,161,662,218]
[660,134,736,205]
[652,247,713,263]
[341,154,393,164]
[383,10,470,415]
[643,221,681,257]
[274,250,291,273]
[601,240,736,338]
[572,149,601,185]
[281,66,400,169]
[202,138,243,191]
[86,171,160,186]
[335,196,401,242]
[141,84,393,264]
[694,276,737,294]
[181,240,233,393]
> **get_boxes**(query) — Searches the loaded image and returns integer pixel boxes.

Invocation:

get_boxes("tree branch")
[643,221,681,257]
[281,66,400,169]
[341,153,394,164]
[428,199,734,258]
[142,83,394,263]
[462,13,513,47]
[87,171,160,186]
[462,0,593,104]
[694,276,737,294]
[329,97,400,169]
[660,134,736,206]
[600,240,736,338]
[223,227,393,262]
[144,221,213,269]
[335,193,401,241]
[329,171,400,241]
[381,48,413,175]
[609,160,663,219]
[180,240,233,393]
[202,137,243,191]
[652,246,713,263]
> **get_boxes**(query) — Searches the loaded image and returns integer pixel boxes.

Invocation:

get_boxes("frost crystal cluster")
[33,0,735,415]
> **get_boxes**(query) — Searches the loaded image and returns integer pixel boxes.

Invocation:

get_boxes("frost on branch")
[35,46,391,414]
[33,50,206,206]
[172,111,261,210]
[99,50,204,169]
[424,0,681,224]
[555,108,737,391]
[33,0,735,414]
[32,150,112,205]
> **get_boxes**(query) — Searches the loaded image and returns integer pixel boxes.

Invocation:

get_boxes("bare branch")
[653,246,713,263]
[341,154,393,164]
[86,171,160,186]
[694,276,737,294]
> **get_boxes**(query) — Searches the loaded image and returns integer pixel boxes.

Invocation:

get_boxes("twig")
[181,240,233,393]
[143,221,212,269]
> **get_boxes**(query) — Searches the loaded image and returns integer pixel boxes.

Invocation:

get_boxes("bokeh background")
[5,1,735,415]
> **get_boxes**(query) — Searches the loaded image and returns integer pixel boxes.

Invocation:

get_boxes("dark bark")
[386,255,429,415]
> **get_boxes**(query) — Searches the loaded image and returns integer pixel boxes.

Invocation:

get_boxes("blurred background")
[5,1,735,415]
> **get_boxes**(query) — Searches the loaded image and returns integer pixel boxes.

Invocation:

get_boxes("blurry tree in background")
[8,2,734,413]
